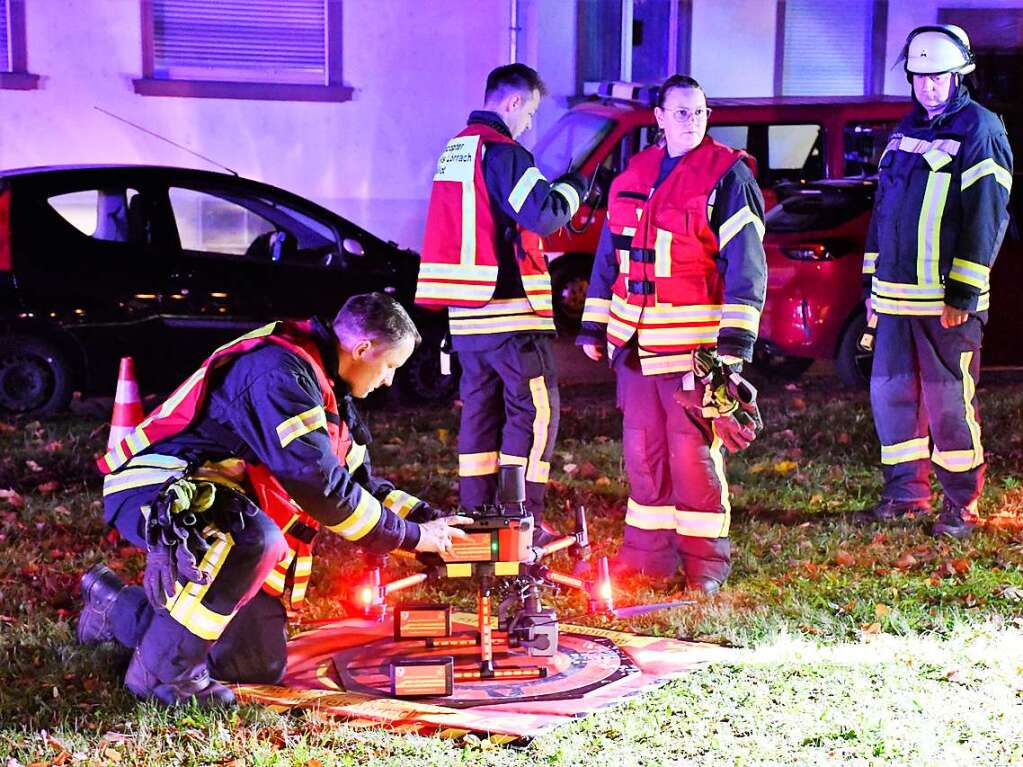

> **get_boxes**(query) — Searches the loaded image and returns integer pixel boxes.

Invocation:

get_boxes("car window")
[707,125,750,152]
[767,124,824,184]
[533,111,615,178]
[168,188,276,258]
[766,186,874,232]
[844,120,897,176]
[48,188,143,242]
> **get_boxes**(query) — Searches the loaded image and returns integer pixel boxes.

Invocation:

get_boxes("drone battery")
[497,519,532,561]
[442,531,494,562]
[395,603,452,640]
[390,657,454,697]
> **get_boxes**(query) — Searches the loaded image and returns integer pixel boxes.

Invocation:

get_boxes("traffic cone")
[107,357,144,451]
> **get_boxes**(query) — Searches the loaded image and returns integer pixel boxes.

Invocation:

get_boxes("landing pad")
[234,613,735,743]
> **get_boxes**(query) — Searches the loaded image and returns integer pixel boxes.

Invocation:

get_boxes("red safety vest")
[416,123,553,317]
[97,321,351,608]
[606,137,753,360]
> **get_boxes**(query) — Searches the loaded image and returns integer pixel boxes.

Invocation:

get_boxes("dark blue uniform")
[864,86,1012,511]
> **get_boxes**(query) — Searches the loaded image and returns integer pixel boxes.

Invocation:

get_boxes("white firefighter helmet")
[904,25,976,75]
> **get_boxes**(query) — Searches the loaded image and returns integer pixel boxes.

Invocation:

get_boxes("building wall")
[0,0,511,249]
[691,0,778,96]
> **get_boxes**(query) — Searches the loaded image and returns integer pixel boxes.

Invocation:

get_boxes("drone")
[346,465,689,698]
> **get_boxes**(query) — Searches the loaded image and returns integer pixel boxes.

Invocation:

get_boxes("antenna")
[94,106,239,176]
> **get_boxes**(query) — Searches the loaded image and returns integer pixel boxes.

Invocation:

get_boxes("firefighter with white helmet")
[855,25,1013,537]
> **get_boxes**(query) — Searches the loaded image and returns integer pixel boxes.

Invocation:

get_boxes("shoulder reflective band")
[961,158,1012,191]
[276,405,327,448]
[508,167,547,213]
[718,205,765,250]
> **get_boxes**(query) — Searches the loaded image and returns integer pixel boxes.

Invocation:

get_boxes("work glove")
[713,412,759,452]
[407,501,451,523]
[685,348,764,453]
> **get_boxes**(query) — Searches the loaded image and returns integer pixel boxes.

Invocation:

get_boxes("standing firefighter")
[77,294,471,706]
[577,75,767,592]
[416,64,585,534]
[856,25,1013,538]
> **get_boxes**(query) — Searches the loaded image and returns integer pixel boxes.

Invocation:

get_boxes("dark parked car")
[0,165,453,413]
[759,175,1023,386]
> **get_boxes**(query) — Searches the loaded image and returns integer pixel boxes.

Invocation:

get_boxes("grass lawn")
[1,373,1022,766]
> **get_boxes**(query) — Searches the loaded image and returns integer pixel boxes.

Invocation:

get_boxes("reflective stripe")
[290,553,313,605]
[718,205,764,250]
[418,262,500,280]
[383,489,421,518]
[719,303,761,333]
[932,351,984,472]
[863,251,878,276]
[872,279,945,299]
[448,313,555,335]
[165,532,236,641]
[102,454,189,496]
[552,180,581,214]
[897,136,962,157]
[624,498,676,530]
[415,281,497,304]
[948,258,990,290]
[526,376,552,486]
[498,453,527,467]
[276,405,328,448]
[459,451,499,477]
[346,441,368,472]
[873,293,989,315]
[450,297,535,316]
[637,325,718,347]
[707,188,717,221]
[961,158,1013,191]
[880,436,930,465]
[654,228,672,278]
[582,297,612,325]
[508,167,547,213]
[675,510,729,538]
[327,490,383,541]
[638,353,695,376]
[922,148,952,171]
[709,430,731,518]
[917,171,951,286]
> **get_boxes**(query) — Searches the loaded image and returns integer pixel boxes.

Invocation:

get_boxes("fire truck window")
[707,125,749,152]
[844,121,897,176]
[767,124,823,184]
[168,188,275,258]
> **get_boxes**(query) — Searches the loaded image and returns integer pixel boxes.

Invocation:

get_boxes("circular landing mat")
[333,630,640,708]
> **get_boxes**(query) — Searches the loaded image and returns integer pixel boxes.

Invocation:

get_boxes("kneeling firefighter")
[77,293,471,706]
[577,75,767,593]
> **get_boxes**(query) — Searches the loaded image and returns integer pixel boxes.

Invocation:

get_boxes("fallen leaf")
[0,489,25,508]
[834,550,856,567]
[578,462,599,480]
[37,481,60,494]
[773,460,798,475]
[435,428,449,445]
[563,463,578,476]
[25,459,43,473]
[305,760,324,767]
[874,603,891,617]
[0,422,16,433]
[861,622,882,634]
[595,476,611,487]
[952,558,971,575]
[894,552,917,570]
[103,749,122,763]
[44,440,64,452]
[836,432,851,444]
[994,584,1023,602]
[54,505,71,515]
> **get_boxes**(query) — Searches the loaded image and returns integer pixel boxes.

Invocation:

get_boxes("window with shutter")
[0,0,38,90]
[134,0,351,102]
[778,0,875,96]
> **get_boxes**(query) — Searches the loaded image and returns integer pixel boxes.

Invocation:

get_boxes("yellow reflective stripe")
[262,567,287,593]
[718,205,765,250]
[346,441,368,472]
[880,436,930,465]
[498,453,528,467]
[449,314,555,335]
[526,376,552,486]
[625,498,676,530]
[637,325,719,346]
[961,158,1013,191]
[212,322,277,355]
[654,228,672,278]
[637,303,724,324]
[383,489,421,518]
[917,171,951,286]
[931,351,984,472]
[418,262,500,280]
[922,148,952,170]
[948,258,990,290]
[720,303,761,333]
[450,297,535,317]
[126,429,151,454]
[582,297,611,325]
[871,278,945,299]
[675,510,729,538]
[521,274,554,313]
[459,451,499,477]
[508,167,547,214]
[327,489,383,541]
[103,467,182,496]
[552,180,581,214]
[416,282,497,303]
[276,405,328,448]
[863,251,878,276]
[707,188,717,221]
[165,532,235,641]
[156,367,206,419]
[897,136,962,157]
[638,353,695,376]
[871,297,946,316]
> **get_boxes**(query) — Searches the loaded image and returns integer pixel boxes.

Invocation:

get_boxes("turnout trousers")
[614,348,731,583]
[106,484,290,685]
[870,314,985,509]
[456,334,559,527]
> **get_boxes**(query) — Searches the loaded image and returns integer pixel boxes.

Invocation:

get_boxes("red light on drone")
[359,586,374,605]
[598,579,613,603]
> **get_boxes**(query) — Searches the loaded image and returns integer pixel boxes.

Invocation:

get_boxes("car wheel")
[750,345,814,381]
[398,336,460,405]
[550,255,592,330]
[835,313,873,388]
[0,335,75,414]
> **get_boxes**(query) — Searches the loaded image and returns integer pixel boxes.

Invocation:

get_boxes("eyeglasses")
[665,107,712,122]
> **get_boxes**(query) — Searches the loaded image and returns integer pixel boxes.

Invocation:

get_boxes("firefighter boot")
[853,498,931,525]
[931,499,978,540]
[679,536,731,595]
[77,564,125,645]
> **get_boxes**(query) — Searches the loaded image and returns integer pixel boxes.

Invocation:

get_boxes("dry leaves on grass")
[0,488,25,508]
[834,550,856,567]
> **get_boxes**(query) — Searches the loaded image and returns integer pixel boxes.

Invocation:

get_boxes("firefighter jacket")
[416,111,584,351]
[99,318,426,606]
[578,137,767,376]
[863,86,1013,317]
